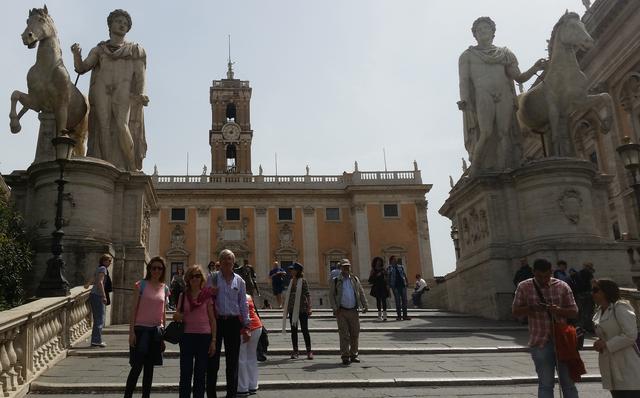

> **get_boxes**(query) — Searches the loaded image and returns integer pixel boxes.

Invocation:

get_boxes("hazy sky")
[1,0,587,276]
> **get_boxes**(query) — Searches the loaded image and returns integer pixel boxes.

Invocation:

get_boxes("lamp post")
[616,136,640,222]
[450,224,460,260]
[36,134,76,297]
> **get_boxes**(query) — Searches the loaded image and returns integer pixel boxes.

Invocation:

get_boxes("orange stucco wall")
[158,207,197,266]
[316,207,352,285]
[367,203,421,278]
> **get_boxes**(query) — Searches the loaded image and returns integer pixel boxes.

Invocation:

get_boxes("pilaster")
[302,206,319,282]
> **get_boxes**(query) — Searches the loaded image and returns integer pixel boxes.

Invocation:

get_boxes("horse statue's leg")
[9,90,41,134]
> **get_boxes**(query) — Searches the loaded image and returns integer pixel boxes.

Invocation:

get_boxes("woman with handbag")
[237,294,263,396]
[281,262,313,359]
[89,253,112,347]
[174,265,216,398]
[592,279,640,397]
[124,256,169,398]
[368,256,389,321]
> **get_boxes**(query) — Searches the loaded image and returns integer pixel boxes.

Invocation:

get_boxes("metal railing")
[0,287,92,397]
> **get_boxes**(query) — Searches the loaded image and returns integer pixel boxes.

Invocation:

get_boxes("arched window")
[226,144,237,173]
[226,103,237,122]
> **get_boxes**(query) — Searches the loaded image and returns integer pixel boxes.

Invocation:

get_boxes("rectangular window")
[226,208,240,221]
[325,207,340,221]
[170,262,184,277]
[278,207,293,221]
[383,204,399,218]
[171,208,186,222]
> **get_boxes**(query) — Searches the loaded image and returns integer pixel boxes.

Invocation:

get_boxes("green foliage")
[0,197,34,310]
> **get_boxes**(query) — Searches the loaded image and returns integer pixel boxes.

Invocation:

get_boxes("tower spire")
[227,34,234,79]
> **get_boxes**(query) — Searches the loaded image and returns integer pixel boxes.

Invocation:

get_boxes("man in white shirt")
[329,259,368,365]
[412,274,428,308]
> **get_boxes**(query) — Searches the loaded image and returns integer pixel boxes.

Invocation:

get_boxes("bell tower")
[210,59,253,175]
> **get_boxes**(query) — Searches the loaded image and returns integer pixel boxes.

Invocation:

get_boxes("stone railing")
[153,170,423,189]
[620,287,640,330]
[0,287,92,397]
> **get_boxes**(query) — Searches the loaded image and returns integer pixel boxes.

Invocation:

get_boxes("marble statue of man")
[458,17,545,174]
[71,9,148,171]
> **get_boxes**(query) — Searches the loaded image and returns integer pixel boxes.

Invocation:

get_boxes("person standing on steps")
[282,262,313,360]
[387,256,411,321]
[368,256,389,321]
[124,256,169,398]
[329,258,368,365]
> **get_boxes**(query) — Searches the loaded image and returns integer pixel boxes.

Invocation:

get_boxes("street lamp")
[36,134,76,297]
[616,136,640,221]
[450,224,460,260]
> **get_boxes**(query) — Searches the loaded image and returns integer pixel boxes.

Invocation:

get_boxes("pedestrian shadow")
[300,362,347,372]
[258,358,291,366]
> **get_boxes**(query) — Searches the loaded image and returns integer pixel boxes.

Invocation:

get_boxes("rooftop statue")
[458,17,546,174]
[9,6,88,157]
[71,9,148,171]
[517,11,612,157]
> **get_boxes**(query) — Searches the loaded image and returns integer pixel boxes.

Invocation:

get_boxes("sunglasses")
[191,274,203,279]
[591,287,600,294]
[150,266,164,271]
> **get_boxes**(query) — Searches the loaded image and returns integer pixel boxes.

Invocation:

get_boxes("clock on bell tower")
[209,60,253,175]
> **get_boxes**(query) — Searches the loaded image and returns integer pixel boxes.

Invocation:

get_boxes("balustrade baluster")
[0,332,11,397]
[12,328,24,386]
[5,330,18,391]
[32,323,42,372]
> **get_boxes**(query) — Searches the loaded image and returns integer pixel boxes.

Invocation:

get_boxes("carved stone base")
[438,158,634,319]
[6,157,157,323]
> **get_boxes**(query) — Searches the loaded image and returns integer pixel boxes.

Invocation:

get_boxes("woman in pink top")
[174,265,216,398]
[125,256,169,398]
[238,294,264,396]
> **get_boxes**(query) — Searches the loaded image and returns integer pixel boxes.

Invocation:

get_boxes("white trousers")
[238,327,262,393]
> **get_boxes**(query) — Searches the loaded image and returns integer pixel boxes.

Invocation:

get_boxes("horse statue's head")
[548,11,594,57]
[22,5,57,49]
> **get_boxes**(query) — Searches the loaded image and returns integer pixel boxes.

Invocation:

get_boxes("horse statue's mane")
[28,7,58,36]
[547,11,582,57]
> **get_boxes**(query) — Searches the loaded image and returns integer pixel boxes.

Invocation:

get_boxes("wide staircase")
[0,288,609,398]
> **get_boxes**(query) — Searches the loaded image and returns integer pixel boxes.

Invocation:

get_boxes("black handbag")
[257,326,269,361]
[164,293,185,344]
[253,306,269,361]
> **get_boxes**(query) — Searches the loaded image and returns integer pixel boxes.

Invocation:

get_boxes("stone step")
[24,383,610,398]
[30,375,603,394]
[68,345,549,358]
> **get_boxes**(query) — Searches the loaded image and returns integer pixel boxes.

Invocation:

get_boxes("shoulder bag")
[163,293,185,344]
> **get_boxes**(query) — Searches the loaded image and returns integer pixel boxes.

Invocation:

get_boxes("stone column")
[196,207,211,266]
[149,209,160,256]
[302,206,319,283]
[352,203,371,280]
[415,200,435,280]
[254,207,270,282]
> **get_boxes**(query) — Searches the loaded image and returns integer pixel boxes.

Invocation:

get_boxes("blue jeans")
[530,340,579,398]
[391,286,408,318]
[179,333,211,398]
[89,293,105,344]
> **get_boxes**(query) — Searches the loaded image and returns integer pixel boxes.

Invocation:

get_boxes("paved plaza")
[26,309,605,397]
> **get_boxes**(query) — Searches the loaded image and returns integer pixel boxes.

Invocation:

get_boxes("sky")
[0,0,588,276]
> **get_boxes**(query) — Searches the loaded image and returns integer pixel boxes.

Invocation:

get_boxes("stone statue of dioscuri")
[9,6,88,158]
[458,17,546,174]
[71,9,148,171]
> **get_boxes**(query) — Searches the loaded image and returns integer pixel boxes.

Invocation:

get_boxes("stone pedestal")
[439,158,634,319]
[6,157,157,324]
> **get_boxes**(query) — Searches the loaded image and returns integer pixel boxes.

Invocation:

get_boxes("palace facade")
[148,64,435,293]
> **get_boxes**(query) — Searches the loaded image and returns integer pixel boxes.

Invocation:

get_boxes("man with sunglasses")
[512,258,579,398]
[206,249,249,398]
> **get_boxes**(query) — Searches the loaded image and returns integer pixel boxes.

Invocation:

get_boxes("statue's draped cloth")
[86,41,147,171]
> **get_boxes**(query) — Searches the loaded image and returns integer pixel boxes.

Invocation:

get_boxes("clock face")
[222,123,241,141]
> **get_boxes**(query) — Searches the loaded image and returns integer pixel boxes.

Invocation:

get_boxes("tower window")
[226,103,237,122]
[383,204,399,218]
[226,144,237,173]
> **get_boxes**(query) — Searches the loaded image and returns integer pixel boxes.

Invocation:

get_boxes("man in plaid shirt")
[513,258,579,398]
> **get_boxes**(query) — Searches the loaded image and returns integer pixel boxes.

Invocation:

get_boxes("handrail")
[0,287,92,397]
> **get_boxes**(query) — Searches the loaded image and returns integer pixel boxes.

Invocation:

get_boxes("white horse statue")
[9,6,88,156]
[517,11,612,157]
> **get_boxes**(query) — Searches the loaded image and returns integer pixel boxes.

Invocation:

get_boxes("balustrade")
[0,287,91,398]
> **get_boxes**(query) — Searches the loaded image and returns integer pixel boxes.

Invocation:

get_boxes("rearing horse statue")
[9,6,88,157]
[517,11,612,157]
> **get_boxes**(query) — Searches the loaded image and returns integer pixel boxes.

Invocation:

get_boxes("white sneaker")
[377,315,383,321]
